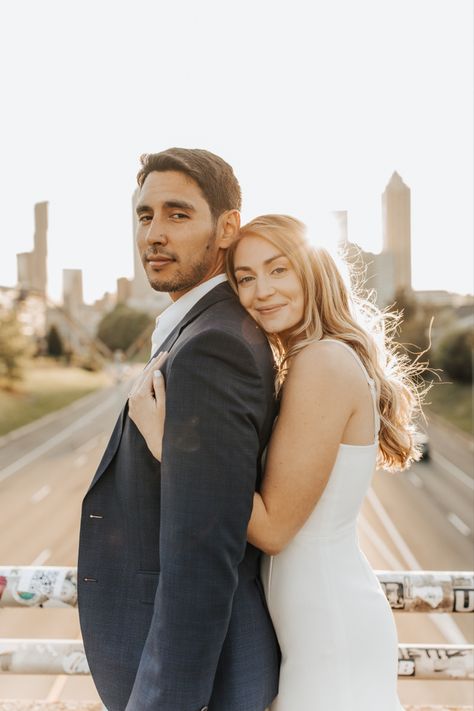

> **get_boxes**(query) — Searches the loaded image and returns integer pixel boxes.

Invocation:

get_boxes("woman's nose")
[255,277,276,299]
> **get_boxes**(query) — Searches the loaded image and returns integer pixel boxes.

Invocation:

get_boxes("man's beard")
[146,231,218,294]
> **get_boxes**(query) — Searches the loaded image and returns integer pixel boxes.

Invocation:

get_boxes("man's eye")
[139,214,152,223]
[170,213,189,220]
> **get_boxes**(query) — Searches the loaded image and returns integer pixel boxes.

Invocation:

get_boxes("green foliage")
[0,309,32,382]
[46,324,64,357]
[97,304,153,352]
[435,327,473,383]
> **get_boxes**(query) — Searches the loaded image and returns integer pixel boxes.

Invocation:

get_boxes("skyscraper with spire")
[382,171,412,293]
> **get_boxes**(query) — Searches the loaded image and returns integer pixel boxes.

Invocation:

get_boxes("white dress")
[261,340,403,711]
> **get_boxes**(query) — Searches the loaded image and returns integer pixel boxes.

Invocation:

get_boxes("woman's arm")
[247,342,355,555]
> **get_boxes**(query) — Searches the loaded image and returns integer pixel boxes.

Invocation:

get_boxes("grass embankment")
[426,378,473,436]
[0,360,111,437]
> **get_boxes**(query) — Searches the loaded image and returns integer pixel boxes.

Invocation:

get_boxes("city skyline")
[0,0,472,302]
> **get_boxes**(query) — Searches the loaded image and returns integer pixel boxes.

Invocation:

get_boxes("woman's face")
[233,234,305,336]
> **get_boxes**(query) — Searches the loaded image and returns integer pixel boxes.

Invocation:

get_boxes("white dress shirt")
[150,273,228,357]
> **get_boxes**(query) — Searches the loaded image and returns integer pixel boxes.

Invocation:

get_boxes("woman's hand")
[128,351,168,461]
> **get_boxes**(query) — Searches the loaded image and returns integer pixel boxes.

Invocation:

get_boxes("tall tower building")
[63,269,84,313]
[131,188,151,300]
[382,172,411,293]
[32,201,48,296]
[332,210,349,249]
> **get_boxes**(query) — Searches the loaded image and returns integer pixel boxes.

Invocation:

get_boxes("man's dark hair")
[137,147,242,220]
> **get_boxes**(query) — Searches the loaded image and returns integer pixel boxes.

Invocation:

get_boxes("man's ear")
[217,210,241,250]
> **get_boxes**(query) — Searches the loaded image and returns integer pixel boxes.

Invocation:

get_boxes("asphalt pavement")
[0,380,472,707]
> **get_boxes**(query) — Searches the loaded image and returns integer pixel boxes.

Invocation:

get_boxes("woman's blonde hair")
[226,214,428,472]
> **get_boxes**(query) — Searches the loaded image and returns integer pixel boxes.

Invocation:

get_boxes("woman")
[131,215,423,710]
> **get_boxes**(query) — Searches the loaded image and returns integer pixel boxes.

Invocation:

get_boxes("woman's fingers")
[152,369,166,404]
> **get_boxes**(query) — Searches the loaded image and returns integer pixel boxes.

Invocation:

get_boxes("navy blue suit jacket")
[78,283,280,711]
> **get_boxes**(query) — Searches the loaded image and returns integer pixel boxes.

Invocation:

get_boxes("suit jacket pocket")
[137,570,160,605]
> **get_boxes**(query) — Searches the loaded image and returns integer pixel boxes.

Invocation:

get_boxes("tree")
[46,324,64,357]
[0,309,32,383]
[435,327,473,383]
[97,304,154,352]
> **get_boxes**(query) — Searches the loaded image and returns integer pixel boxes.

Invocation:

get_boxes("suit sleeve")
[126,329,268,710]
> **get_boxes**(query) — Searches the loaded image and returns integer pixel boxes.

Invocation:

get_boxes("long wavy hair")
[226,214,427,472]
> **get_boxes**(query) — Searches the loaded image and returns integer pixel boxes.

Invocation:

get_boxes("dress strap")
[321,339,380,443]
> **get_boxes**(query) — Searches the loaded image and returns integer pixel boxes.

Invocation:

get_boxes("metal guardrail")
[0,567,473,687]
[0,639,472,682]
[1,566,473,612]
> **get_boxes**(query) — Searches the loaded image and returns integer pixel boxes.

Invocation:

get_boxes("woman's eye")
[272,267,287,275]
[237,275,254,285]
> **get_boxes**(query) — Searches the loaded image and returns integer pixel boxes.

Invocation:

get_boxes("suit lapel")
[87,282,236,493]
[148,281,235,361]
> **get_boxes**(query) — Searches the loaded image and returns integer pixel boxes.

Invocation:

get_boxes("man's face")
[136,171,221,300]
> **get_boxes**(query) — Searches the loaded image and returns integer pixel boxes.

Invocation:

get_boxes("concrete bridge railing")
[0,566,473,708]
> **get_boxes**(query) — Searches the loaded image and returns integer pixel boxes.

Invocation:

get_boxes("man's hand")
[128,351,168,461]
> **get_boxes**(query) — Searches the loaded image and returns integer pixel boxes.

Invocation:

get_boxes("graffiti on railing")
[398,644,474,681]
[2,566,473,612]
[0,567,77,608]
[378,571,474,613]
[0,639,472,680]
[0,640,88,675]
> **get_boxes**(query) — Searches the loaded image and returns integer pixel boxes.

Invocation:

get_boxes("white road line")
[46,674,68,702]
[0,396,116,485]
[367,486,467,645]
[358,515,403,569]
[30,548,51,566]
[432,451,474,491]
[407,472,423,488]
[447,512,472,537]
[30,484,51,504]
[73,454,88,468]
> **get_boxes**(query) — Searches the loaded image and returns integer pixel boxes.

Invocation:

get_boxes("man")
[78,148,280,711]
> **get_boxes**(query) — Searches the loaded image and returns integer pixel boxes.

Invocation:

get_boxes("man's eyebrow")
[164,200,196,212]
[234,253,286,272]
[135,200,197,215]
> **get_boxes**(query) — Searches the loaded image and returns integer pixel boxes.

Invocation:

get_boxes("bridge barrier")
[0,567,472,705]
[1,567,473,613]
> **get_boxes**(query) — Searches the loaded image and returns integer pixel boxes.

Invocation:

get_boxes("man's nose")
[145,218,167,246]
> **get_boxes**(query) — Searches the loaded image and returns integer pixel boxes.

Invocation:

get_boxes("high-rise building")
[382,172,411,293]
[131,188,151,300]
[128,188,170,314]
[16,201,48,297]
[63,268,84,314]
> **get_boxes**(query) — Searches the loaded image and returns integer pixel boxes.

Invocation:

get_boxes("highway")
[0,378,472,707]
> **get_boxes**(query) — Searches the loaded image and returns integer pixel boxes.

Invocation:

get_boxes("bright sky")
[0,0,472,303]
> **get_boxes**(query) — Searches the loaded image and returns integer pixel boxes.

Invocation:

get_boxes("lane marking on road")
[447,512,472,537]
[30,548,51,566]
[367,486,467,645]
[358,515,403,569]
[46,632,83,702]
[407,472,423,488]
[46,674,68,703]
[74,454,88,468]
[432,451,474,491]
[0,396,116,485]
[30,484,51,504]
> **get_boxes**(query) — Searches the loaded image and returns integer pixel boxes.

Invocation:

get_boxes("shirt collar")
[155,273,228,332]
